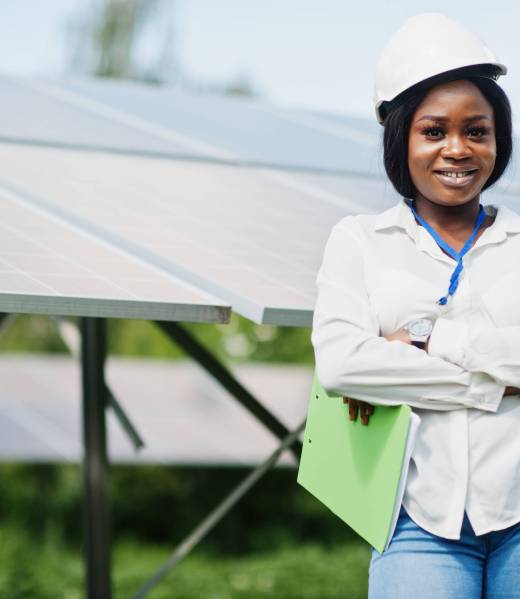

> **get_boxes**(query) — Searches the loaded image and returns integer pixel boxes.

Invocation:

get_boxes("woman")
[311,13,520,598]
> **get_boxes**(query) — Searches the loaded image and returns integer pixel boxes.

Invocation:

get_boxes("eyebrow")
[416,114,491,123]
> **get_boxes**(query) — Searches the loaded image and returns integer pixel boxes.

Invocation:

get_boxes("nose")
[440,133,472,160]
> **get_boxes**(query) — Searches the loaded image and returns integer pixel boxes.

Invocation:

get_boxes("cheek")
[486,143,497,172]
[477,131,496,170]
[408,141,434,180]
[475,144,497,181]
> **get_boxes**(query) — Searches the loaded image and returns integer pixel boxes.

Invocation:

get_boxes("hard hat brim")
[376,62,507,125]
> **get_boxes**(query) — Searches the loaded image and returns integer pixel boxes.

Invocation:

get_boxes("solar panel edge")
[260,306,313,328]
[0,293,231,323]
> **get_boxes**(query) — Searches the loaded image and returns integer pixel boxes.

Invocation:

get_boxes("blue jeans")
[368,505,520,598]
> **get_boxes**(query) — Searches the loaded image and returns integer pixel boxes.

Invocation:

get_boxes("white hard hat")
[374,13,507,125]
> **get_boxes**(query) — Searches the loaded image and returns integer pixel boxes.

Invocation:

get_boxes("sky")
[0,0,518,127]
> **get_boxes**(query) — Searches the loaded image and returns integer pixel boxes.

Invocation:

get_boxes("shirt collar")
[373,197,520,235]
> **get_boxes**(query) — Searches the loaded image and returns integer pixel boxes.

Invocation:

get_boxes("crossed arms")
[311,220,520,414]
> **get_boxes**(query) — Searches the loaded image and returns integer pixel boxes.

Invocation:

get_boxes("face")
[407,79,496,207]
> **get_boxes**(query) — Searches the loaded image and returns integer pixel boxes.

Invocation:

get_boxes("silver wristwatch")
[404,318,434,350]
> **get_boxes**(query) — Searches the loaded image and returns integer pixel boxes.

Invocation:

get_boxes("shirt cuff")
[465,371,505,412]
[428,317,469,367]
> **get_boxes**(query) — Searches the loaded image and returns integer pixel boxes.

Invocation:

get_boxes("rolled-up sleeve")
[429,318,520,388]
[311,218,506,412]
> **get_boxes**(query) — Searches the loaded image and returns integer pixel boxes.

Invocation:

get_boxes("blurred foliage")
[66,0,260,96]
[0,464,358,554]
[67,0,178,83]
[0,463,370,598]
[0,520,370,598]
[0,315,69,354]
[0,313,314,364]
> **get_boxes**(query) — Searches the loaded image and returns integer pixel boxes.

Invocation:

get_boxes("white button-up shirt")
[311,196,520,539]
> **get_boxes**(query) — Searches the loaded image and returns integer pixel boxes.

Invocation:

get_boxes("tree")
[66,0,178,83]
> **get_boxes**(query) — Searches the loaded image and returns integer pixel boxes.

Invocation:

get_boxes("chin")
[428,185,483,205]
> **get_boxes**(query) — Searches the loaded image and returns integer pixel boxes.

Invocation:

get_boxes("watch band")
[411,340,426,349]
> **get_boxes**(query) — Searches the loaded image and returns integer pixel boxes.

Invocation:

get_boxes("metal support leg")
[81,317,112,599]
[53,315,144,451]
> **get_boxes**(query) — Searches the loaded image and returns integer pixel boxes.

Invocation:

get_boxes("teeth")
[438,171,475,178]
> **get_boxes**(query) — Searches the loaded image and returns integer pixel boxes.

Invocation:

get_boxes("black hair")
[382,70,513,199]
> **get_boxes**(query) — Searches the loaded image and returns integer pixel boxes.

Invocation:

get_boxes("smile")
[433,169,479,188]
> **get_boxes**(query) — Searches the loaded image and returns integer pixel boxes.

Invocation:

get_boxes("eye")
[467,126,490,138]
[421,126,444,138]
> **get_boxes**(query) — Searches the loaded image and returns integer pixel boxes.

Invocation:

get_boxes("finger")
[368,404,375,415]
[353,402,359,421]
[349,399,358,421]
[360,402,371,425]
[360,404,368,425]
[361,401,374,416]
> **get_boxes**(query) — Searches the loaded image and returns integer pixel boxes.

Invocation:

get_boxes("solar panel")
[4,76,383,176]
[0,142,393,325]
[0,353,310,466]
[0,184,230,322]
[0,76,211,160]
[3,77,518,190]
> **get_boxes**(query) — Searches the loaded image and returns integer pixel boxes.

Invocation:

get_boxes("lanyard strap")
[408,199,486,306]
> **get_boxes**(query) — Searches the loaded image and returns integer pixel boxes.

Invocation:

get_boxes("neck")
[411,196,482,233]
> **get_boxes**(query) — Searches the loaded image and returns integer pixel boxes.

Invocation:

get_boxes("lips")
[433,168,479,188]
[434,168,479,177]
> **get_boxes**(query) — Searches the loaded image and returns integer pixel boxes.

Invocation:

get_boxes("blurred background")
[1,1,519,123]
[0,2,517,598]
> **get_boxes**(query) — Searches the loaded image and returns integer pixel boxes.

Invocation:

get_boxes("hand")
[383,327,431,352]
[342,326,408,425]
[343,397,374,425]
[383,327,411,344]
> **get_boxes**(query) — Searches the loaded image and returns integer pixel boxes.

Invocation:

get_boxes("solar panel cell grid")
[0,188,230,321]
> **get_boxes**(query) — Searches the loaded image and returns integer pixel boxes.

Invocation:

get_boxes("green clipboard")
[297,371,420,553]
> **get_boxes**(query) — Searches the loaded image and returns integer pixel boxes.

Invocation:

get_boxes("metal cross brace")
[126,320,305,597]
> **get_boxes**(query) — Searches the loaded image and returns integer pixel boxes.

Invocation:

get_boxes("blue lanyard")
[407,199,486,306]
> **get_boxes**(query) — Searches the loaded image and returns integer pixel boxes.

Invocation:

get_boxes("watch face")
[409,318,433,336]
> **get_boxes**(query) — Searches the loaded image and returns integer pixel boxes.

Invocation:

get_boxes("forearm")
[428,319,520,388]
[425,331,518,396]
[312,313,504,412]
[396,328,519,396]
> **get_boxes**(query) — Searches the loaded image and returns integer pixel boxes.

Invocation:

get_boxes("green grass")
[0,525,371,599]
